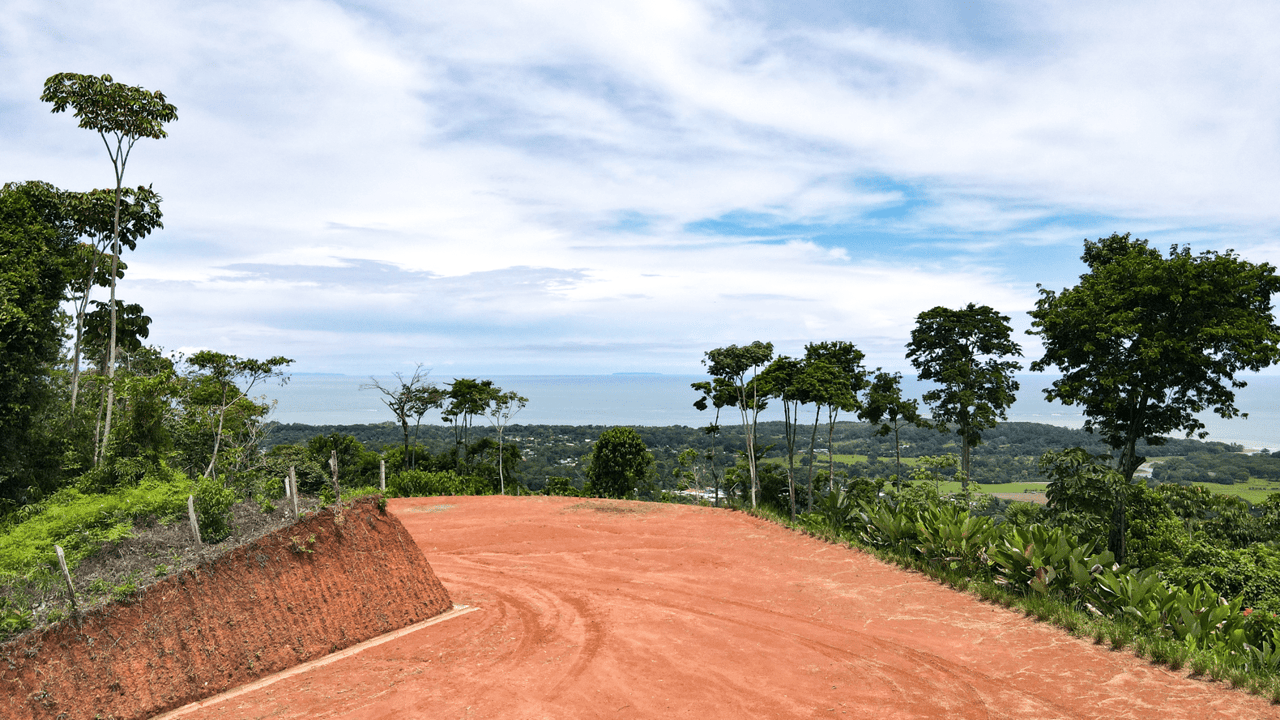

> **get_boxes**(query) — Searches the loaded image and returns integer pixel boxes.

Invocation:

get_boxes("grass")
[1188,479,1280,504]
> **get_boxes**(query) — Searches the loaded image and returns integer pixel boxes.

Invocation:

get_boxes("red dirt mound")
[0,497,451,720]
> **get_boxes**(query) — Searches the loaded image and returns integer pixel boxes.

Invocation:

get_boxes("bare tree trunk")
[203,384,229,479]
[805,406,820,512]
[498,430,505,495]
[99,184,124,465]
[827,408,838,493]
[329,450,341,504]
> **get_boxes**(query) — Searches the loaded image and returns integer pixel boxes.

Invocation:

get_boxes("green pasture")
[1189,480,1280,504]
[919,480,1048,496]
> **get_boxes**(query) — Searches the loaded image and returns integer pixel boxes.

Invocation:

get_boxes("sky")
[6,0,1280,377]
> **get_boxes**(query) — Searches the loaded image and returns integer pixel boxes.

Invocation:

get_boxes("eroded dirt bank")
[173,496,1278,719]
[0,498,452,720]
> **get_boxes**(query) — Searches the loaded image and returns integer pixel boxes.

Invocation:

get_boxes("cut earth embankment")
[167,495,1280,719]
[0,497,452,720]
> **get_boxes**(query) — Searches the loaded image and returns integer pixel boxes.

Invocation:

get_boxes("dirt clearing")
[175,495,1276,719]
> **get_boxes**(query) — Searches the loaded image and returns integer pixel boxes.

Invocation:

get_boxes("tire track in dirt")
[171,496,1280,719]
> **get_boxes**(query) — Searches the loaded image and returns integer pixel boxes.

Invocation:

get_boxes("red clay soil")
[155,495,1280,719]
[0,498,451,720]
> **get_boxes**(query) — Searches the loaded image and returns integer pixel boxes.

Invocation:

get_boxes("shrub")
[544,476,578,497]
[385,470,493,498]
[0,477,189,576]
[192,477,236,543]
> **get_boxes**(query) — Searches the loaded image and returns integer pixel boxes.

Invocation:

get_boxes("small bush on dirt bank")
[193,477,236,543]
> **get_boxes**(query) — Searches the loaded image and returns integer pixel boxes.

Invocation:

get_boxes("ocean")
[255,373,1280,451]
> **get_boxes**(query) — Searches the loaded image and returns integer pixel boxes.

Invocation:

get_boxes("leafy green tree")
[863,371,931,487]
[691,376,736,507]
[484,389,528,494]
[702,342,773,508]
[442,378,498,471]
[802,341,869,505]
[758,356,806,519]
[906,303,1022,488]
[1029,234,1280,483]
[585,427,653,499]
[63,186,162,411]
[184,351,292,480]
[362,365,444,471]
[42,73,177,455]
[305,433,382,491]
[0,182,76,505]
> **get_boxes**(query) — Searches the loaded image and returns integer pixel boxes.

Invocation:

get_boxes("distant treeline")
[262,420,1246,490]
[1154,451,1280,485]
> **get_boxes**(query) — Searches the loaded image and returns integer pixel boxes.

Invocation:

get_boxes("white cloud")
[5,0,1280,375]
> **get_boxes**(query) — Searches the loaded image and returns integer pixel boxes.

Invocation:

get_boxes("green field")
[922,480,1047,497]
[1190,480,1280,504]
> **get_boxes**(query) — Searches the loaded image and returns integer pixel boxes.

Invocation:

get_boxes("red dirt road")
[173,496,1277,719]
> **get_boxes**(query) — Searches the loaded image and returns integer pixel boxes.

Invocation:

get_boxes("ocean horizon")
[255,373,1280,451]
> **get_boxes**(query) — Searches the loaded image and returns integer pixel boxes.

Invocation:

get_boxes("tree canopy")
[702,342,773,508]
[586,427,653,499]
[0,182,76,502]
[1029,233,1280,481]
[43,73,177,462]
[863,370,931,485]
[906,303,1022,487]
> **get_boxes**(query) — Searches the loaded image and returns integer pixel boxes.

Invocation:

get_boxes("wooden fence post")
[380,458,386,491]
[289,466,300,516]
[54,544,78,614]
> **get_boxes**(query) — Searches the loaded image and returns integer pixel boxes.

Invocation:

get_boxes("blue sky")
[6,0,1280,376]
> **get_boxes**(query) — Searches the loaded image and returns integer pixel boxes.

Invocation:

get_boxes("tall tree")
[63,187,162,411]
[702,342,773,508]
[443,378,498,471]
[484,389,528,494]
[758,356,806,520]
[691,376,736,507]
[802,341,869,503]
[862,370,931,488]
[363,365,443,471]
[43,73,177,460]
[185,351,292,480]
[1029,233,1280,483]
[906,303,1022,488]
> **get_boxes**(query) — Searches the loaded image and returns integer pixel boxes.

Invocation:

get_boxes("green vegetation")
[1031,233,1280,562]
[752,457,1280,698]
[907,303,1022,488]
[584,427,654,499]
